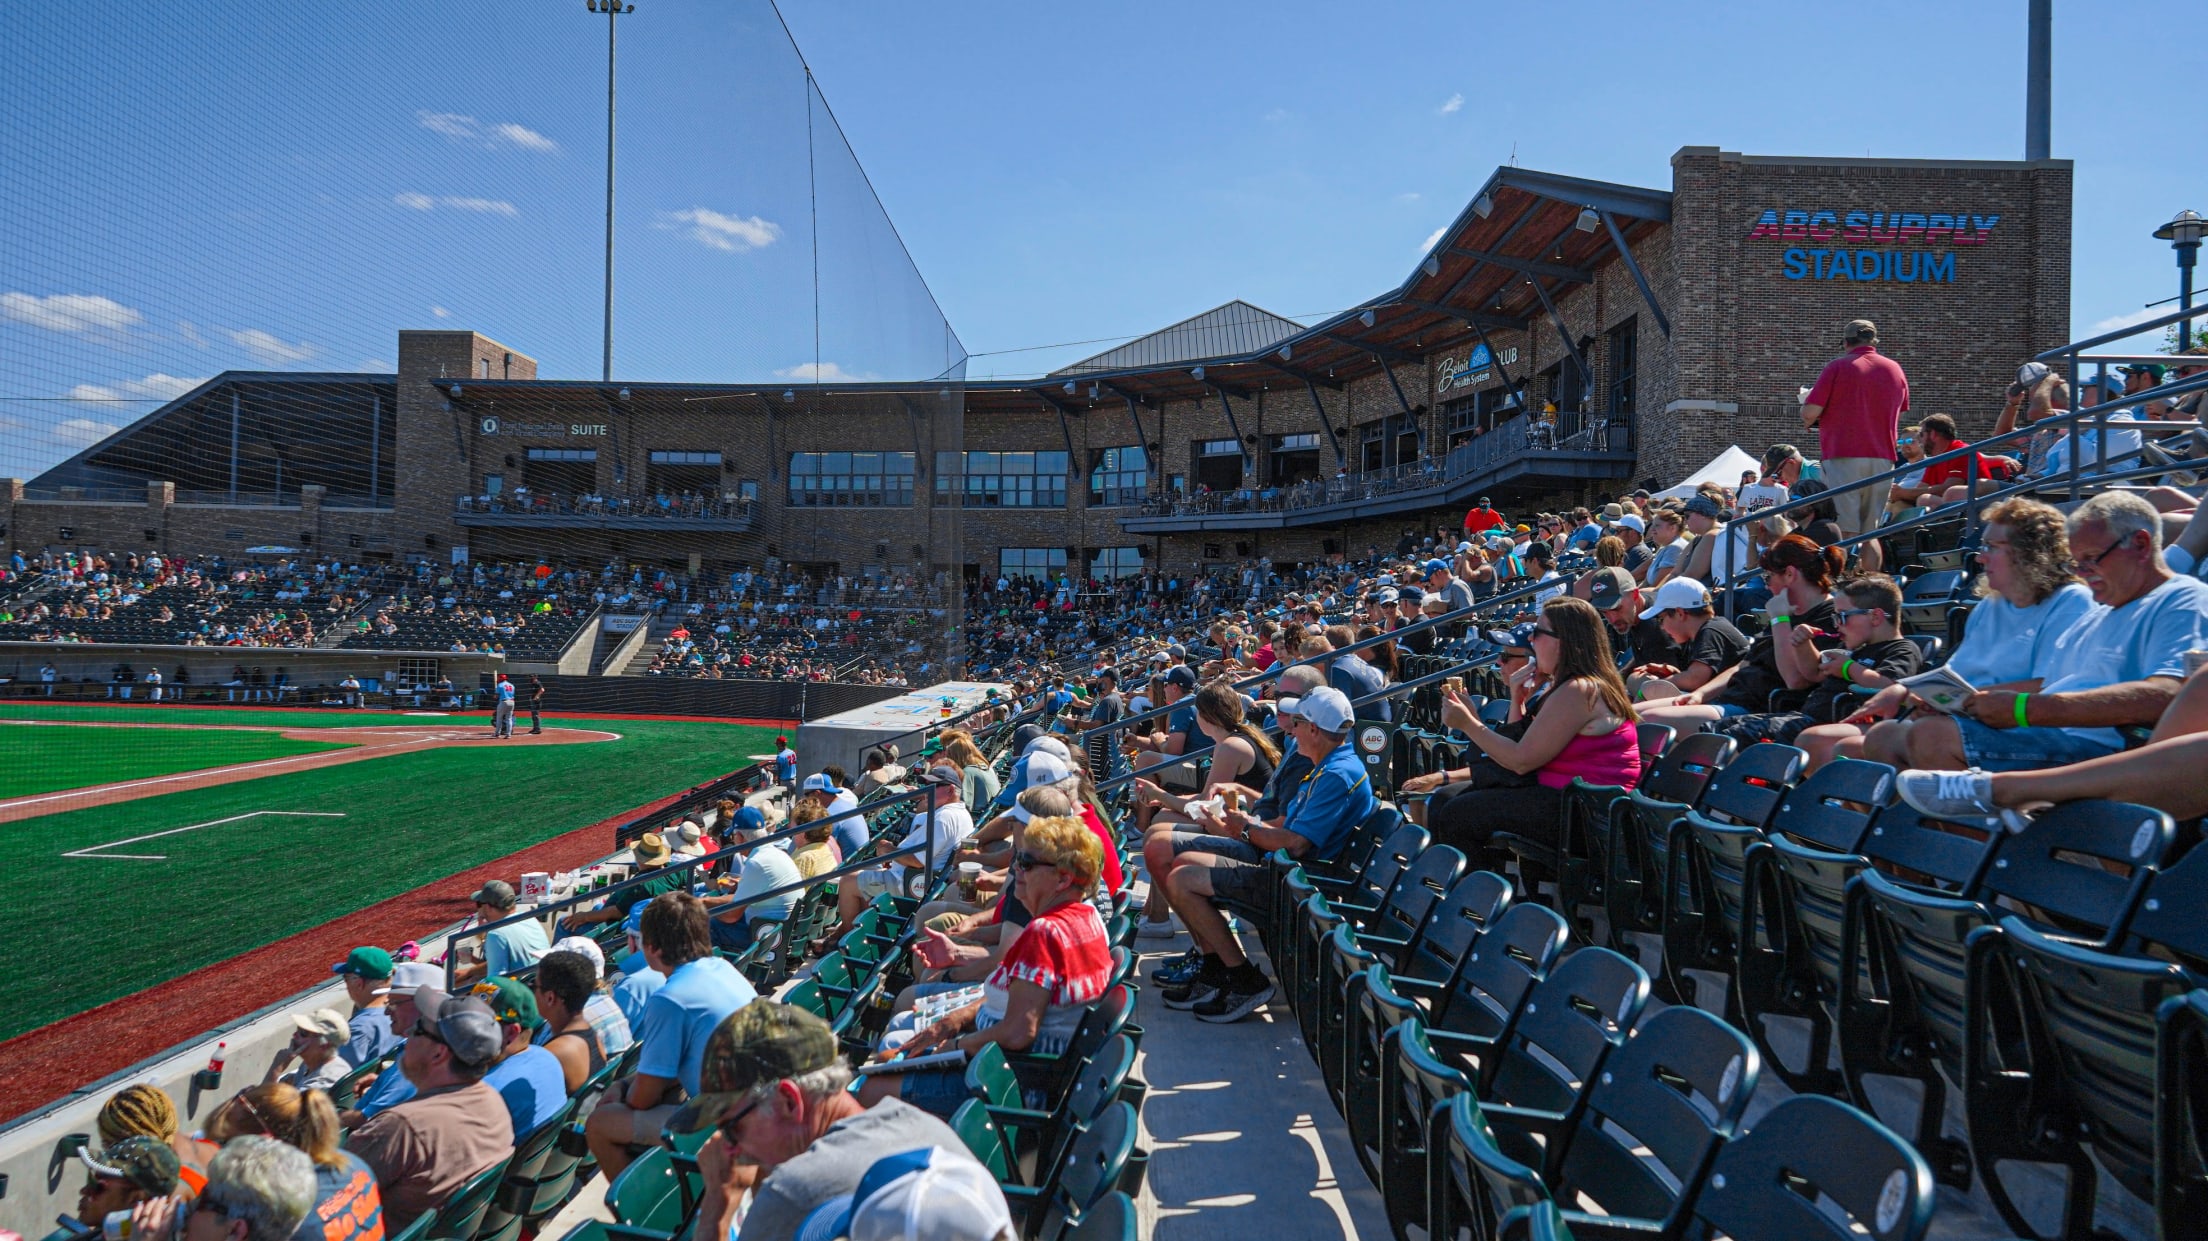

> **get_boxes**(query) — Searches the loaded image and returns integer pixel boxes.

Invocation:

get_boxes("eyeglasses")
[716,1093,769,1145]
[2073,534,2138,572]
[1835,607,1884,623]
[1013,852,1058,873]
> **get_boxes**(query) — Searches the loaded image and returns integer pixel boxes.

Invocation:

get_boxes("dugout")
[793,680,1010,787]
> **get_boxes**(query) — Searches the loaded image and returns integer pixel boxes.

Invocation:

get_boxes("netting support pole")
[228,389,240,502]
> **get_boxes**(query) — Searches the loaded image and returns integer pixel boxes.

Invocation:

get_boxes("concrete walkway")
[1128,934,1389,1241]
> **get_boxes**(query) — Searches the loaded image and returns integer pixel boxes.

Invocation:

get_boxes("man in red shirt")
[1462,497,1506,536]
[1914,412,2018,508]
[1801,319,1909,572]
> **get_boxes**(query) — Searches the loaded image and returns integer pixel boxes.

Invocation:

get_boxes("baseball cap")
[2123,362,2168,380]
[1422,558,1450,575]
[732,805,767,836]
[1456,541,1474,553]
[472,976,543,1031]
[1586,567,1637,612]
[291,1007,350,1047]
[801,772,843,793]
[1615,513,1646,534]
[796,1147,1013,1241]
[469,880,518,909]
[1683,495,1725,519]
[377,960,444,996]
[1372,588,1400,605]
[1009,723,1046,753]
[1024,736,1073,763]
[411,989,503,1067]
[1845,318,1879,342]
[332,945,394,980]
[80,1137,181,1196]
[1488,623,1539,654]
[2017,360,2053,388]
[550,935,607,979]
[1019,750,1075,791]
[1293,686,1354,733]
[1162,664,1197,691]
[632,832,673,866]
[916,765,962,787]
[1639,576,1714,620]
[668,1003,843,1133]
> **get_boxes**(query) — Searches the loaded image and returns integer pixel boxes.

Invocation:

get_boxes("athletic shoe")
[1162,976,1223,1010]
[1136,912,1185,940]
[1194,976,1276,1023]
[1895,768,1997,820]
[1150,949,1203,986]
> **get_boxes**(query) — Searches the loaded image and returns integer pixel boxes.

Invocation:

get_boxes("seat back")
[2157,988,2208,1229]
[1979,799,2173,939]
[1483,947,1650,1111]
[1441,1089,1549,1239]
[607,1147,683,1232]
[1858,802,1998,892]
[950,1099,1014,1182]
[1366,844,1469,949]
[1403,870,1512,988]
[1035,1102,1139,1241]
[1690,1096,1935,1241]
[2126,843,2208,969]
[1694,743,1806,828]
[1639,731,1736,807]
[1434,902,1569,1044]
[1348,822,1431,911]
[1060,1191,1137,1241]
[965,1043,1023,1114]
[1549,1006,1759,1223]
[431,1157,513,1241]
[1768,758,1894,854]
[1634,722,1675,767]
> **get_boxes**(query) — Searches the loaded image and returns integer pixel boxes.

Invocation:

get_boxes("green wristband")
[2014,693,2030,728]
[1770,614,1792,626]
[1839,658,1856,683]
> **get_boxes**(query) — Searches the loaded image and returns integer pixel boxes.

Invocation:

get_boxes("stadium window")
[999,547,1067,581]
[1169,473,1186,495]
[1606,317,1638,420]
[1088,445,1148,506]
[523,447,597,495]
[738,479,758,502]
[482,473,503,496]
[647,449,722,495]
[1193,438,1243,492]
[1391,412,1422,468]
[477,358,490,379]
[1445,397,1479,450]
[787,450,914,507]
[1358,423,1385,473]
[1266,433,1321,485]
[935,450,1067,508]
[1090,546,1144,579]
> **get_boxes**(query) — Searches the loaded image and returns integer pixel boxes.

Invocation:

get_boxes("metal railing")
[455,491,756,521]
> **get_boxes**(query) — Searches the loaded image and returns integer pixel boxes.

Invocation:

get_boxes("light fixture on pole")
[2155,209,2205,350]
[586,0,635,383]
[1574,206,1600,233]
[1359,309,1377,328]
[1472,194,1493,219]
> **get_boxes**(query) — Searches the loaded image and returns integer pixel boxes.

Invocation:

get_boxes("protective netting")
[1,0,967,685]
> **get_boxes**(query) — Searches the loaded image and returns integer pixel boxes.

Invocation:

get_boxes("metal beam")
[1121,394,1147,451]
[1321,333,1418,364]
[1439,197,1544,305]
[1600,211,1672,339]
[1375,355,1416,419]
[1467,316,1531,421]
[1260,358,1343,390]
[1101,381,1156,410]
[1305,380,1346,467]
[1402,299,1528,332]
[1528,277,1590,387]
[1212,386,1253,477]
[1446,246,1592,284]
[1494,166,1673,223]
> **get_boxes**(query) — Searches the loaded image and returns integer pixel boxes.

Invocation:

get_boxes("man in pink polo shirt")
[1802,318,1908,572]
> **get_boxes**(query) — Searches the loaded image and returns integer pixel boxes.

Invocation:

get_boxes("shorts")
[1170,833,1270,911]
[1818,457,1892,537]
[709,913,782,952]
[895,1066,979,1119]
[852,866,911,900]
[1953,717,2122,773]
[588,1094,682,1145]
[1714,711,1812,747]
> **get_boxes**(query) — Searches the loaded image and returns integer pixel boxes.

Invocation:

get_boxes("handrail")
[2034,301,2206,360]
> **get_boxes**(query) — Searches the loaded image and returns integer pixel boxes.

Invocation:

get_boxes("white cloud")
[394,191,436,210]
[774,361,872,382]
[440,196,517,217]
[431,305,452,319]
[67,372,207,404]
[49,418,121,447]
[659,207,782,253]
[417,111,559,153]
[229,329,318,365]
[1438,93,1464,115]
[0,291,143,334]
[1396,192,1422,203]
[492,122,558,153]
[2091,305,2167,335]
[1421,226,1449,253]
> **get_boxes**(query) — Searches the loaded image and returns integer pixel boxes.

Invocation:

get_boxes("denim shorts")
[1953,717,2122,772]
[894,1066,974,1118]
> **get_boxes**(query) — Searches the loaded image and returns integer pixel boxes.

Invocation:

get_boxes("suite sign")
[477,416,608,437]
[1747,209,1999,284]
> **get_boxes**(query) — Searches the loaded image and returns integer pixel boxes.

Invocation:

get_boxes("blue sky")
[1,0,2198,477]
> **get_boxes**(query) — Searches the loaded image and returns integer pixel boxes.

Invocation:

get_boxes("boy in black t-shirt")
[1716,575,1921,746]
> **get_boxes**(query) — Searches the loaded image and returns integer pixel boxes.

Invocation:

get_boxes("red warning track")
[0,784,696,1125]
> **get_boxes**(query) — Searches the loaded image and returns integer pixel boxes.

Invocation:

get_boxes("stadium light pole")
[2156,210,2204,352]
[587,0,633,383]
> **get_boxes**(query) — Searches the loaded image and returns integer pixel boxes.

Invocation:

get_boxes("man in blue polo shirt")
[1160,686,1374,1024]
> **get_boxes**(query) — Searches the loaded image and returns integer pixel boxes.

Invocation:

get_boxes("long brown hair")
[1195,679,1281,767]
[1759,532,1846,590]
[936,729,986,770]
[1540,597,1637,723]
[1354,623,1401,679]
[207,1083,345,1169]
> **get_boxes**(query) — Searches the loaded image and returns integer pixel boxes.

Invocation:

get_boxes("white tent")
[1650,445,1761,502]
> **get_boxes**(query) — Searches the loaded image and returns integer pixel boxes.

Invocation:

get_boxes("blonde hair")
[97,1083,178,1148]
[1021,815,1104,894]
[937,730,986,770]
[789,798,833,844]
[207,1083,346,1170]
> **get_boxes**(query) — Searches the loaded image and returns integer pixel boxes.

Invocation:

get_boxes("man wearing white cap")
[265,1008,351,1091]
[1627,577,1750,701]
[795,1146,1013,1241]
[1159,685,1375,1023]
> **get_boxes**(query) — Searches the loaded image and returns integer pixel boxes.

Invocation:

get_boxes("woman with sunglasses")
[1641,534,1848,730]
[856,816,1114,1118]
[1418,598,1641,868]
[203,1086,384,1241]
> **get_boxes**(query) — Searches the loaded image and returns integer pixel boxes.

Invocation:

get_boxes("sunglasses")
[1013,852,1058,873]
[1530,626,1559,640]
[1835,607,1883,623]
[716,1093,768,1145]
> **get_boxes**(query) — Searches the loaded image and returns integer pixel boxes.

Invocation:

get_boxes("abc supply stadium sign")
[1746,209,1999,284]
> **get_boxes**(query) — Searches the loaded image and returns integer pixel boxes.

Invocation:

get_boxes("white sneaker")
[1896,768,1999,821]
[1136,912,1185,939]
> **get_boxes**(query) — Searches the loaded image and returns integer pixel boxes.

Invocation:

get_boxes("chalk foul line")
[62,811,349,861]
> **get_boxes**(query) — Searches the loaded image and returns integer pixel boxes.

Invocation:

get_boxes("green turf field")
[0,723,352,799]
[0,708,778,1039]
[0,702,508,728]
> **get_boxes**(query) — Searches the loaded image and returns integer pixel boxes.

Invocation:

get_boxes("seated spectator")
[471,976,569,1140]
[607,905,665,1028]
[1914,412,2017,508]
[1160,686,1374,1024]
[74,1137,181,1236]
[1712,574,1923,748]
[201,1085,382,1241]
[1131,678,1282,839]
[330,946,400,1069]
[1323,623,1391,722]
[852,748,908,800]
[933,730,1000,817]
[173,1137,318,1241]
[531,950,615,1092]
[1124,666,1200,828]
[859,815,1113,1116]
[263,1010,351,1092]
[348,990,513,1233]
[561,833,684,934]
[1639,508,1691,585]
[1641,535,1849,728]
[336,962,442,1128]
[1585,567,1676,670]
[704,818,803,953]
[799,770,867,861]
[1802,498,2092,770]
[787,802,840,877]
[544,934,635,1056]
[585,893,758,1179]
[95,1083,212,1197]
[453,881,547,985]
[829,768,973,940]
[674,1004,976,1241]
[1870,490,2208,772]
[1407,599,1641,869]
[795,1146,1014,1241]
[1625,577,1748,701]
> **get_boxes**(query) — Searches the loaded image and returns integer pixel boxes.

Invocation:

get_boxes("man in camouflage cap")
[676,1003,980,1241]
[76,1135,181,1231]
